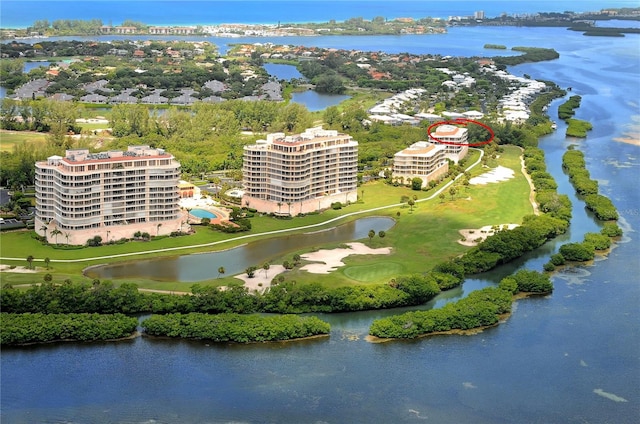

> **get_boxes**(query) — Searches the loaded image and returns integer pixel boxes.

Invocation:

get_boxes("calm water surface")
[263,63,304,80]
[264,63,351,111]
[2,25,639,424]
[86,216,395,281]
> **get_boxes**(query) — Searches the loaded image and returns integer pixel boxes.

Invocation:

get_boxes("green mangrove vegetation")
[0,312,138,345]
[557,95,593,137]
[562,148,619,220]
[558,95,582,120]
[492,47,560,66]
[141,313,330,343]
[540,147,621,272]
[566,119,593,137]
[368,269,552,339]
[484,44,507,49]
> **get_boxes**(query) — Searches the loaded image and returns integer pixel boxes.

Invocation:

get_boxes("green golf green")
[342,262,405,283]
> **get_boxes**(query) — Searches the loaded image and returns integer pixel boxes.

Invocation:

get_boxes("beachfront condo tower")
[242,127,359,215]
[35,145,182,245]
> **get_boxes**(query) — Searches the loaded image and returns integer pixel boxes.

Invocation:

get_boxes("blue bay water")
[1,4,640,424]
[0,1,636,28]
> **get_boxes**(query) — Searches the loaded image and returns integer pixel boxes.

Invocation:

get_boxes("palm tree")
[44,257,50,270]
[287,202,292,215]
[408,198,415,213]
[50,228,62,244]
[40,224,48,238]
[262,262,270,278]
[368,229,376,245]
[245,266,257,278]
[156,223,162,236]
[64,231,71,245]
[277,202,282,213]
[26,255,34,270]
[217,266,225,279]
[378,230,386,239]
[449,186,457,200]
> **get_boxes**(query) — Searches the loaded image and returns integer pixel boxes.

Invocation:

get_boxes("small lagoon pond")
[86,216,395,282]
[263,63,304,80]
[264,62,351,111]
[290,90,351,112]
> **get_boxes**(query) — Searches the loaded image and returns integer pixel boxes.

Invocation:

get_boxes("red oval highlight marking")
[427,119,495,147]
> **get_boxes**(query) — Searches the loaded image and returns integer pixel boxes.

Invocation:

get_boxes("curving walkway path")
[1,149,485,265]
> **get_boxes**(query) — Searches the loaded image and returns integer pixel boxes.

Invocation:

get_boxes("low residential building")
[393,125,468,187]
[392,141,449,186]
[242,128,358,214]
[35,146,183,245]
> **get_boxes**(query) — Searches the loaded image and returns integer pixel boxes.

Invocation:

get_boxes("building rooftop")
[42,146,172,166]
[432,124,465,137]
[396,141,441,157]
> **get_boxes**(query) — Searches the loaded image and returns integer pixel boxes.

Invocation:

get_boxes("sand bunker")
[0,265,38,273]
[234,264,286,294]
[458,224,520,246]
[232,243,391,292]
[469,166,515,185]
[300,242,392,274]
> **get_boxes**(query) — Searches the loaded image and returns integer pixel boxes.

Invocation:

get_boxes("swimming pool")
[189,209,218,219]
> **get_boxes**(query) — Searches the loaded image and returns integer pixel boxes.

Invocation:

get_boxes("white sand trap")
[458,224,520,246]
[0,265,38,273]
[300,242,391,274]
[469,166,515,185]
[234,264,286,294]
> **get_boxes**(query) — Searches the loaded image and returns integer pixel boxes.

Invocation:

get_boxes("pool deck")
[180,196,230,225]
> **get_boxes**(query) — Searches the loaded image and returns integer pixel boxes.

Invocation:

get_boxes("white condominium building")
[393,141,449,186]
[242,127,359,214]
[392,125,469,187]
[429,124,469,163]
[35,146,182,245]
[393,126,468,187]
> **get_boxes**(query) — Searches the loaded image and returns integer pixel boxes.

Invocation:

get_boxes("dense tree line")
[565,118,593,138]
[444,146,570,276]
[369,286,513,339]
[562,148,619,220]
[34,19,105,36]
[557,95,582,120]
[540,147,621,271]
[0,313,137,345]
[562,149,599,195]
[368,270,552,339]
[141,313,330,342]
[0,98,315,185]
[0,273,446,315]
[492,47,560,66]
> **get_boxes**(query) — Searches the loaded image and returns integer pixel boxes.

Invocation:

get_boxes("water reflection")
[263,63,304,80]
[87,216,395,281]
[290,90,351,112]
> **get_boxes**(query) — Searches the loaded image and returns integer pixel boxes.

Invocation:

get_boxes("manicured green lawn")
[0,145,533,290]
[342,261,405,283]
[0,130,48,152]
